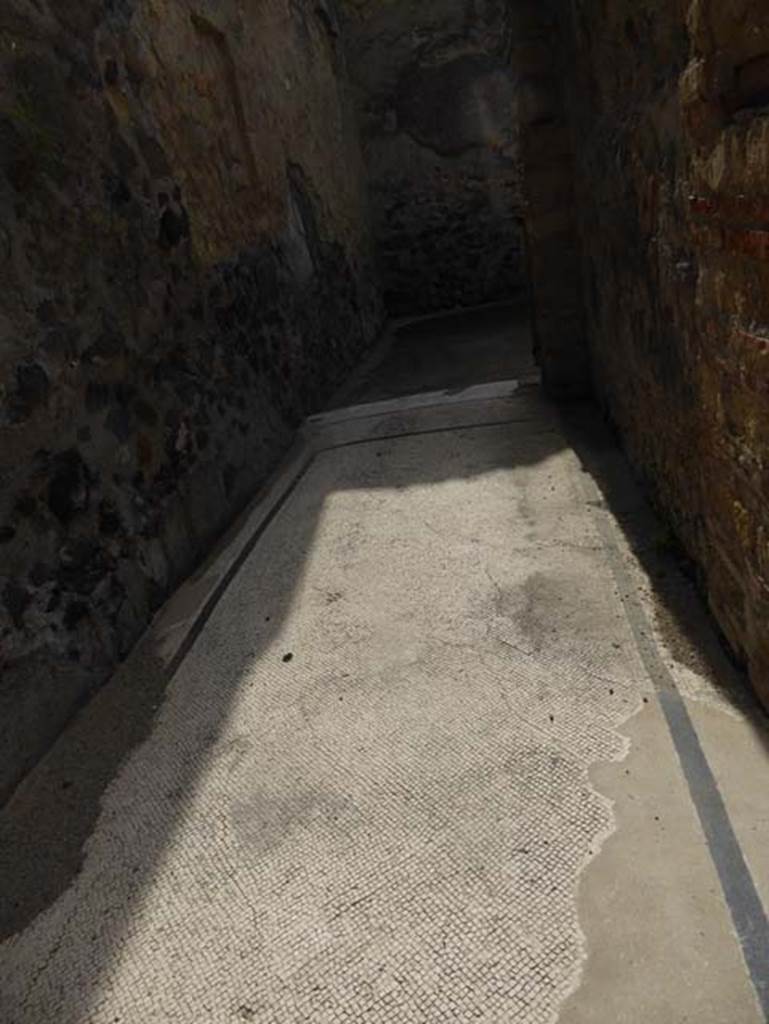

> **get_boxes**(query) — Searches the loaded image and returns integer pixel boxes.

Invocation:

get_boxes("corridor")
[1,307,768,1023]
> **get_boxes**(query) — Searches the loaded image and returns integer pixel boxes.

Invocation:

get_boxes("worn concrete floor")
[1,308,768,1023]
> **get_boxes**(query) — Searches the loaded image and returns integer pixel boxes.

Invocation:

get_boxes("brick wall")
[566,0,769,703]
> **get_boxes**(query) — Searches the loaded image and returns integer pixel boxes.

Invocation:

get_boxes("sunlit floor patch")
[1,315,767,1024]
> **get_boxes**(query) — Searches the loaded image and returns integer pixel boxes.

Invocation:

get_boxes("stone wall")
[340,0,527,317]
[565,0,769,703]
[0,0,382,801]
[511,1,589,397]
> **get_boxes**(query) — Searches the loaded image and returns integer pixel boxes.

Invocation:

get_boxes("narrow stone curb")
[147,382,769,1019]
[307,378,525,426]
[148,381,531,673]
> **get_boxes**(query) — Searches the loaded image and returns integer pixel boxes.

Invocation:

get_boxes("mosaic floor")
[2,316,767,1023]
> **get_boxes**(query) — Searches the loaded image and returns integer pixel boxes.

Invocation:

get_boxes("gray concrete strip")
[558,699,761,1024]
[687,701,769,919]
[659,690,769,1018]
[575,460,769,1020]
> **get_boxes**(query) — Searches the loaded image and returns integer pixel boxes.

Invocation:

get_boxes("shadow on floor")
[561,404,769,745]
[331,301,536,408]
[0,304,765,1022]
